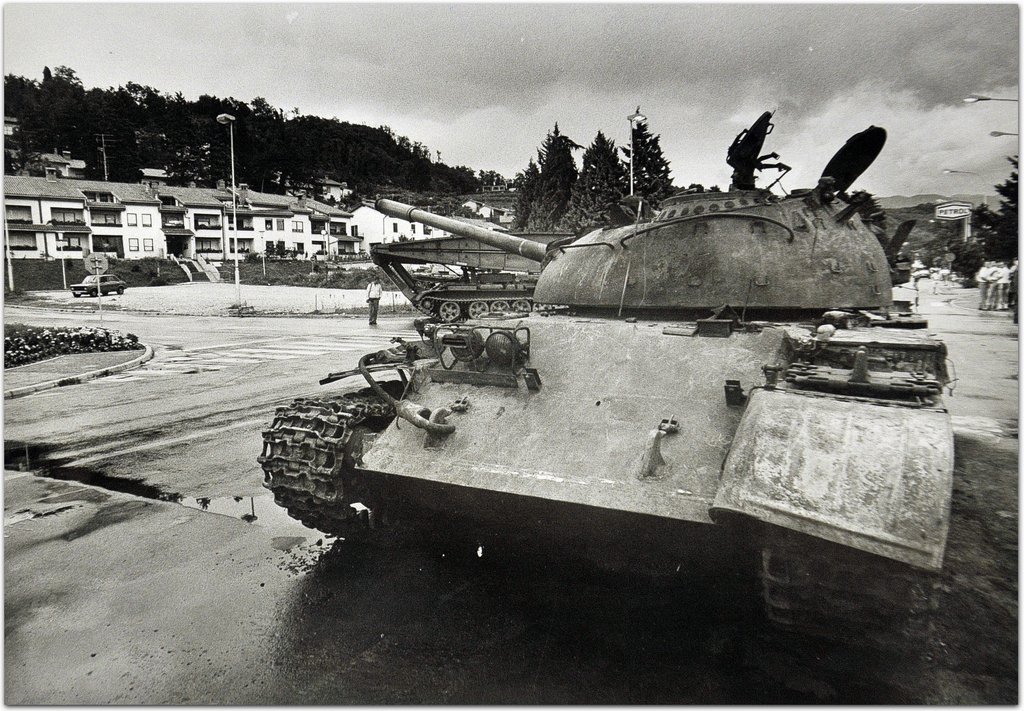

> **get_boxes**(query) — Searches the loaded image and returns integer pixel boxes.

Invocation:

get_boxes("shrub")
[4,324,143,368]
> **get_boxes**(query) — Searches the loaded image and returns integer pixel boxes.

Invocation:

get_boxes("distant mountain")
[877,194,997,209]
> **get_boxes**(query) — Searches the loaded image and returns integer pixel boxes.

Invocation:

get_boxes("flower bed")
[5,324,143,369]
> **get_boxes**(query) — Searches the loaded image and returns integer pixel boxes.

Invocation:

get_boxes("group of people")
[976,260,1018,311]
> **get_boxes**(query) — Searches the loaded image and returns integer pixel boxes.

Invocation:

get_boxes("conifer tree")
[974,156,1019,260]
[526,124,580,230]
[562,130,627,232]
[513,159,541,230]
[621,120,673,207]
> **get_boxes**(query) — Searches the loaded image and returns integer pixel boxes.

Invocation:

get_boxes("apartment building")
[3,173,357,260]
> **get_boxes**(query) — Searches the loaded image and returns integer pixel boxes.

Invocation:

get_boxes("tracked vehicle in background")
[259,112,953,648]
[370,230,566,322]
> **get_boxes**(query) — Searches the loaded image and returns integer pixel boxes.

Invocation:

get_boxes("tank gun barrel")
[375,198,547,263]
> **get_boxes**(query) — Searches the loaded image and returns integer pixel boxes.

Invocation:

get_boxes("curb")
[4,344,154,400]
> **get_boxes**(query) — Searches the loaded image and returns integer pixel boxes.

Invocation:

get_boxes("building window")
[294,243,304,254]
[351,225,359,238]
[91,212,122,226]
[50,208,84,224]
[128,238,140,251]
[5,206,32,223]
[84,191,115,203]
[127,213,138,226]
[392,223,398,233]
[143,239,154,252]
[292,221,303,232]
[329,223,348,236]
[265,218,274,231]
[7,233,37,250]
[196,238,221,254]
[195,214,221,230]
[276,218,285,231]
[142,214,152,227]
[411,224,417,234]
[424,226,432,235]
[93,236,120,252]
[58,235,82,251]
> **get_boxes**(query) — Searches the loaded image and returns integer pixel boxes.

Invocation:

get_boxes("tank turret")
[377,117,903,317]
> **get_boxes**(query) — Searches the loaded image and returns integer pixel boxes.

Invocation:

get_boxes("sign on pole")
[934,202,973,221]
[83,253,109,275]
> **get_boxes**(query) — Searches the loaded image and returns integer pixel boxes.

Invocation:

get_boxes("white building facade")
[3,175,358,261]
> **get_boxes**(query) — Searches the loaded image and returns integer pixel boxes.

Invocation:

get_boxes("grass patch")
[11,257,191,290]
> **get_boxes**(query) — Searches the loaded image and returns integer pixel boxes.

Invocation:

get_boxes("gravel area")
[17,283,413,317]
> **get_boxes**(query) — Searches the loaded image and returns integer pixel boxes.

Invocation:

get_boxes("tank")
[258,113,953,649]
[370,230,566,322]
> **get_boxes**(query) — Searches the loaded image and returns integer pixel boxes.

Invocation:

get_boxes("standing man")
[366,276,383,325]
[977,261,994,310]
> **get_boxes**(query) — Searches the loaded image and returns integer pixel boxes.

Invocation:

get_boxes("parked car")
[71,274,127,297]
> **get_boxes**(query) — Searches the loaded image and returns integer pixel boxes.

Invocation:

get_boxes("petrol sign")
[934,202,973,221]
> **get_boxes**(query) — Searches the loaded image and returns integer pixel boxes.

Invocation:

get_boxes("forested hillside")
[4,66,480,196]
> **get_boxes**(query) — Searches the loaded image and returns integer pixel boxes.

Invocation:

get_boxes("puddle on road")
[4,441,330,546]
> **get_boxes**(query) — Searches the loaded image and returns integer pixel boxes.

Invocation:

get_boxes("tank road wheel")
[511,299,533,313]
[467,300,490,319]
[419,298,435,315]
[257,388,396,536]
[438,301,462,323]
[489,300,510,314]
[759,527,938,653]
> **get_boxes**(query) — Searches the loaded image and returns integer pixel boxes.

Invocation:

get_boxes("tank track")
[418,293,535,322]
[258,389,395,536]
[759,527,938,652]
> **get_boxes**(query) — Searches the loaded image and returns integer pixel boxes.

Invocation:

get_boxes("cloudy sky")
[4,3,1019,196]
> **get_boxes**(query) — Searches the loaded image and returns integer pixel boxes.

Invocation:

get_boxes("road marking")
[88,332,422,385]
[83,331,423,387]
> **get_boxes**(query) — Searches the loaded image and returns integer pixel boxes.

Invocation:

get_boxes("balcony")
[162,220,186,229]
[49,218,86,226]
[194,222,223,231]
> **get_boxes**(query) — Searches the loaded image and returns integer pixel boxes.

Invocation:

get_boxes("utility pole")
[4,215,14,292]
[95,134,111,181]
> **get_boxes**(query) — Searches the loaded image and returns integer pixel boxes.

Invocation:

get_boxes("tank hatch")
[820,126,887,195]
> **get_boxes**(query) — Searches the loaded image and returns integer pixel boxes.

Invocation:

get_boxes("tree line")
[3,66,487,197]
[512,119,693,232]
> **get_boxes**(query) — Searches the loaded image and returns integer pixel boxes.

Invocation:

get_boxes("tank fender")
[710,389,953,571]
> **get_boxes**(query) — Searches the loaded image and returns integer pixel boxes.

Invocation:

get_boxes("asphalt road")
[3,288,1018,703]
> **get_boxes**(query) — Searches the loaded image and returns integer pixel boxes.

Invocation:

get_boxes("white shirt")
[367,282,383,299]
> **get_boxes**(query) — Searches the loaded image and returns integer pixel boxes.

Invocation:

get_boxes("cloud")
[3,3,1018,195]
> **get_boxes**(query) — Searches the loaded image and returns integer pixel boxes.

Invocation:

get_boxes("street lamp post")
[990,131,1019,137]
[627,106,647,196]
[217,112,241,309]
[321,228,330,259]
[258,230,266,276]
[963,94,1019,103]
